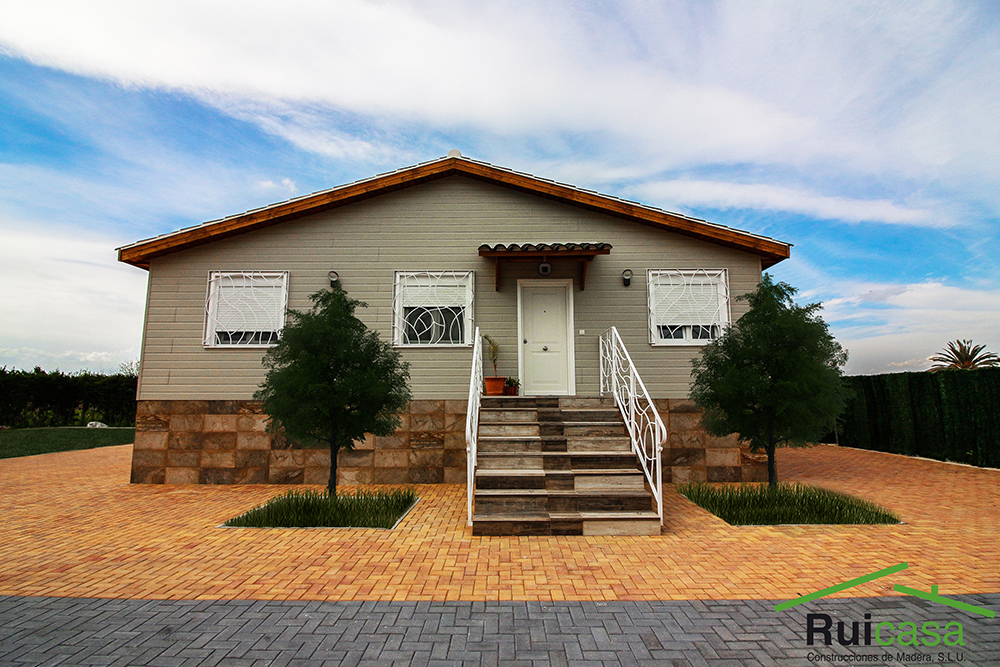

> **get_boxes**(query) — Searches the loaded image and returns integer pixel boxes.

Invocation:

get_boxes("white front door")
[518,280,575,396]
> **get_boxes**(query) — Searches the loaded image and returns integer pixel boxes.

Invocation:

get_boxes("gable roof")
[117,153,790,269]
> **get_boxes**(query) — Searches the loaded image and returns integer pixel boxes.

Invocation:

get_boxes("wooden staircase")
[471,396,661,536]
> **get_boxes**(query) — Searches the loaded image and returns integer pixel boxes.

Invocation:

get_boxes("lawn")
[224,487,419,529]
[0,427,135,459]
[677,481,900,525]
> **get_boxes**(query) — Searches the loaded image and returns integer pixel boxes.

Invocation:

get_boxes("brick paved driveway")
[2,444,998,665]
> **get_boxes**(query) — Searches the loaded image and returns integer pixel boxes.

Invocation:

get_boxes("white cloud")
[0,221,147,372]
[632,180,945,226]
[255,177,298,196]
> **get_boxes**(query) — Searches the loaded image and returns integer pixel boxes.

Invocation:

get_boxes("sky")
[0,0,998,376]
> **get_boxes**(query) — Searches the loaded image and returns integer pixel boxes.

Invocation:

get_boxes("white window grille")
[204,271,289,347]
[393,271,474,346]
[647,269,730,345]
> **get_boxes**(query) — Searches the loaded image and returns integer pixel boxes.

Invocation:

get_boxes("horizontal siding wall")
[138,176,762,400]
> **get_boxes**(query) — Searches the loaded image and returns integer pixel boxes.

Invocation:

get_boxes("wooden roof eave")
[117,157,791,270]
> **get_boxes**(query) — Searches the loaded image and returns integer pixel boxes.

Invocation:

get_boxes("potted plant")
[504,377,520,396]
[482,335,505,395]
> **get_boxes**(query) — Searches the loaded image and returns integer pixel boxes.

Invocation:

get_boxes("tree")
[690,274,849,486]
[254,285,411,495]
[928,340,999,371]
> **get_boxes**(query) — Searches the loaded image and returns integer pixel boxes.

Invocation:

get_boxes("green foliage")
[254,286,411,494]
[0,366,138,428]
[482,334,500,375]
[690,274,848,486]
[0,427,136,459]
[677,482,899,525]
[929,339,999,371]
[834,368,1000,468]
[224,487,418,528]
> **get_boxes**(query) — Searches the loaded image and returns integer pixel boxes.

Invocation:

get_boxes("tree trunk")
[766,426,778,487]
[328,419,340,496]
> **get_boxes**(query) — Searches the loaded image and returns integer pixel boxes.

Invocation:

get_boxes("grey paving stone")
[0,594,997,666]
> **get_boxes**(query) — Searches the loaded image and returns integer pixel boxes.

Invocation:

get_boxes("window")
[204,271,288,347]
[647,269,729,345]
[393,271,474,346]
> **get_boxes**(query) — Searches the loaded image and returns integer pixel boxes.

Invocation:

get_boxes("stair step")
[472,510,660,536]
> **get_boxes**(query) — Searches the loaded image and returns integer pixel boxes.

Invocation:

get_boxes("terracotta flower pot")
[484,376,506,396]
[503,385,519,396]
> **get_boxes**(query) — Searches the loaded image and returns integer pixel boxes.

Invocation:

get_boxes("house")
[118,152,789,493]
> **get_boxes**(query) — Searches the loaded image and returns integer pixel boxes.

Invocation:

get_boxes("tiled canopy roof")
[478,243,613,291]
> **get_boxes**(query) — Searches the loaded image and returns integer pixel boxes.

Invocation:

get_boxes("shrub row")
[834,368,1000,468]
[0,367,138,428]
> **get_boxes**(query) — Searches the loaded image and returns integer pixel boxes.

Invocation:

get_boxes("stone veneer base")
[131,399,765,486]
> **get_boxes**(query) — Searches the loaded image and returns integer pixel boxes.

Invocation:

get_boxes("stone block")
[233,467,268,484]
[303,467,328,485]
[443,412,466,433]
[237,414,268,433]
[164,467,199,484]
[133,431,168,450]
[743,463,768,482]
[444,432,467,450]
[203,414,238,432]
[443,449,467,468]
[707,466,742,483]
[200,468,235,484]
[169,414,204,432]
[167,450,200,468]
[410,467,444,484]
[337,450,370,467]
[270,450,307,468]
[237,401,264,414]
[706,432,740,448]
[136,400,169,417]
[202,431,238,450]
[653,398,671,413]
[167,431,202,450]
[236,433,270,450]
[688,466,708,482]
[410,449,443,468]
[132,449,166,467]
[410,400,445,415]
[410,432,444,449]
[668,430,705,449]
[236,450,269,468]
[392,414,410,435]
[207,400,241,414]
[339,468,373,485]
[668,412,703,431]
[353,433,376,450]
[374,434,408,450]
[373,467,409,484]
[130,466,165,484]
[170,400,210,415]
[445,399,468,415]
[443,467,465,484]
[410,412,445,432]
[374,450,408,468]
[668,399,701,413]
[269,468,304,484]
[135,414,170,432]
[667,447,705,466]
[705,448,740,467]
[201,450,236,468]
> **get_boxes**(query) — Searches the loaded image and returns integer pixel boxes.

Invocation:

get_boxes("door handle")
[523,339,527,344]
[542,346,548,351]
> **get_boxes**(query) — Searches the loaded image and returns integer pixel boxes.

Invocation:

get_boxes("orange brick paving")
[1,444,997,602]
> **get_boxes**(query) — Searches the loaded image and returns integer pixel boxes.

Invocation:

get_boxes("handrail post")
[465,327,483,527]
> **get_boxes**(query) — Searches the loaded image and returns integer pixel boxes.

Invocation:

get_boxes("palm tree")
[928,340,1000,371]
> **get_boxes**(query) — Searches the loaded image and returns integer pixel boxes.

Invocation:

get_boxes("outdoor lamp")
[622,269,633,287]
[328,270,340,287]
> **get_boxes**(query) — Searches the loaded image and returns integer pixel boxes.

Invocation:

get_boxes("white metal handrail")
[465,327,484,526]
[600,326,666,523]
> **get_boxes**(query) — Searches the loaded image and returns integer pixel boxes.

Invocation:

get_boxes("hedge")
[0,367,138,428]
[833,368,1000,468]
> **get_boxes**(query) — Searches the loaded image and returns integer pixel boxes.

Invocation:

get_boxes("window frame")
[392,271,475,348]
[203,270,289,349]
[647,269,730,346]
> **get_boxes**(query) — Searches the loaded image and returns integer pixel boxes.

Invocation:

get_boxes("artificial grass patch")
[0,427,135,459]
[224,487,419,529]
[676,482,900,526]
